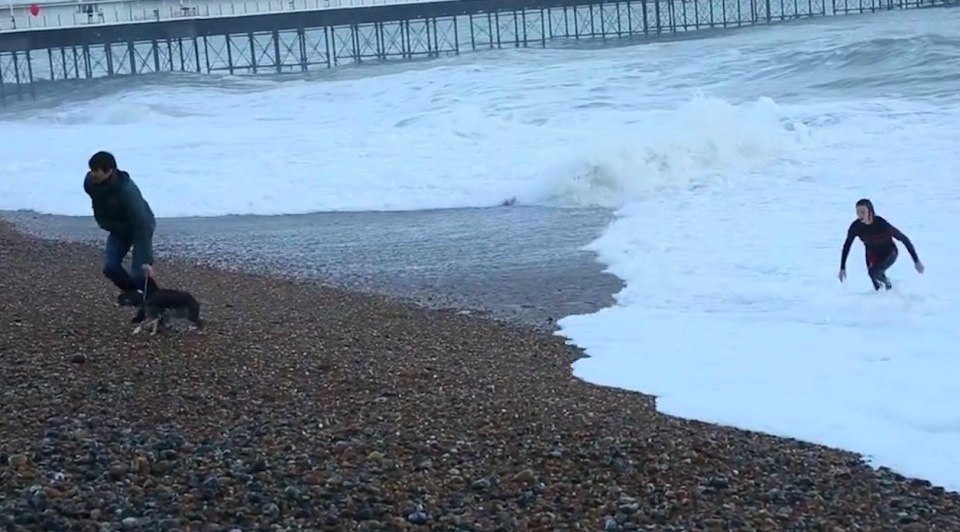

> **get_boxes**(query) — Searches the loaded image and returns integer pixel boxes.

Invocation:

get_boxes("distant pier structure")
[0,0,956,105]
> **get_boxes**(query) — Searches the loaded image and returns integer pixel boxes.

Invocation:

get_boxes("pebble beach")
[3,219,960,531]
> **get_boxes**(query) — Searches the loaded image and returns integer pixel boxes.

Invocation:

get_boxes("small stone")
[407,510,428,525]
[70,353,87,364]
[471,477,492,491]
[618,502,639,514]
[707,476,730,489]
[603,516,618,531]
[262,503,280,519]
[247,459,267,473]
[134,456,150,475]
[898,513,919,524]
[512,469,535,483]
[159,449,178,461]
[107,463,126,481]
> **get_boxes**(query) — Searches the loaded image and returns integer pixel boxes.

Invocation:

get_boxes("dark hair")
[855,198,875,216]
[88,151,117,172]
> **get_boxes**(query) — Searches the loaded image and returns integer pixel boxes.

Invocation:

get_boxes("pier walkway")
[1,0,956,106]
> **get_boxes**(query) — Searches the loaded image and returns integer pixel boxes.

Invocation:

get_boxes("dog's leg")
[135,317,160,336]
[134,319,155,335]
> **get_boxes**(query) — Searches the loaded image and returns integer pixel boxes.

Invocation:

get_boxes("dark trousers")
[103,233,157,295]
[866,247,898,290]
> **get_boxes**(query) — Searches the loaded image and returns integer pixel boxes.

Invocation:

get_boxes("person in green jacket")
[83,151,160,322]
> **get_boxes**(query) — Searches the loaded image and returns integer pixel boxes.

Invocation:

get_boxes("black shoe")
[883,278,893,290]
[131,307,146,324]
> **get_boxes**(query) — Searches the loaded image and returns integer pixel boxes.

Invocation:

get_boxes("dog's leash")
[131,267,151,335]
[141,265,150,312]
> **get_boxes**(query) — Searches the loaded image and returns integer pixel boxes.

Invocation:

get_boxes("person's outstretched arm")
[887,223,920,263]
[840,222,857,271]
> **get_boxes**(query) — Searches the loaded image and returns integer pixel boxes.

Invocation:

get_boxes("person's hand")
[838,268,846,282]
[142,264,155,278]
[915,261,925,274]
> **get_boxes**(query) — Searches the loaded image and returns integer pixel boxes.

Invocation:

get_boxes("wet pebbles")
[1,221,959,531]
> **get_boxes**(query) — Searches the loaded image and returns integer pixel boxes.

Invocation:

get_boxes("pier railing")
[1,0,957,106]
[1,0,440,32]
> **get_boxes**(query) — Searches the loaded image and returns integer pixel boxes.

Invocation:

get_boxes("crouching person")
[83,150,159,322]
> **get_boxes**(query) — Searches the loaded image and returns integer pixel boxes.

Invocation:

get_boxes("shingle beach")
[2,219,960,531]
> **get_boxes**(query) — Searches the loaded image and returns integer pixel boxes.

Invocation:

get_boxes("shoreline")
[2,219,960,530]
[0,205,625,335]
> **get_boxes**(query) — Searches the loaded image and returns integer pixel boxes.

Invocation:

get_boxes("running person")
[838,198,924,290]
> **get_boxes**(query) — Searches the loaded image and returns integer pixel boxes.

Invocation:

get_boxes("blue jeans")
[103,233,153,294]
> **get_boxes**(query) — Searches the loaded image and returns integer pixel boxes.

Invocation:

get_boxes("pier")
[0,0,956,106]
[1,0,434,31]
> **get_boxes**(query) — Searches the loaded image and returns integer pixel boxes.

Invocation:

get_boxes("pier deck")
[1,0,956,106]
[1,0,437,32]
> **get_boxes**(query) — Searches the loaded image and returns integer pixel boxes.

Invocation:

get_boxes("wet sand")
[0,205,623,332]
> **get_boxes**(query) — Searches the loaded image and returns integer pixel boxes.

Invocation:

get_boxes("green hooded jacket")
[83,170,156,265]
